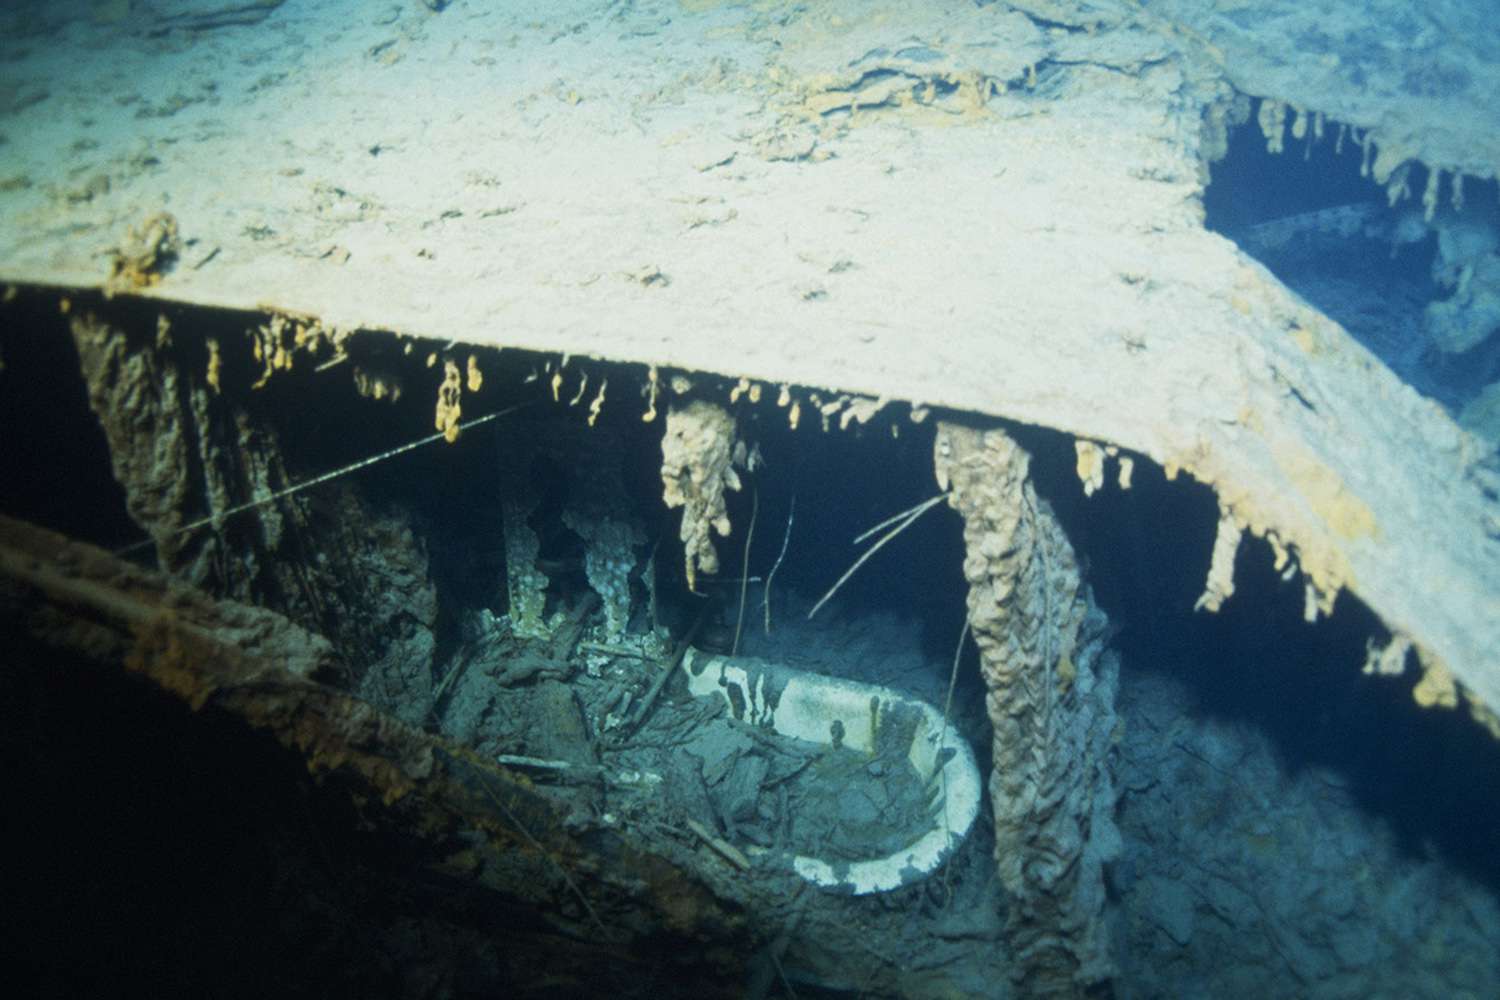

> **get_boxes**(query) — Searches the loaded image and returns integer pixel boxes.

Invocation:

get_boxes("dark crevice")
[1204,97,1500,415]
[1,643,399,997]
[1019,421,1500,893]
[0,288,137,549]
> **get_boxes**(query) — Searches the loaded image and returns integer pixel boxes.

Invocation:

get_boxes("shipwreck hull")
[3,2,1500,997]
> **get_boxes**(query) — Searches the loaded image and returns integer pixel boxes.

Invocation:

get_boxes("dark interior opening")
[5,293,1497,893]
[2,639,403,997]
[727,402,970,668]
[1203,98,1500,412]
[1,635,727,999]
[4,291,1500,992]
[0,288,137,550]
[1020,422,1500,892]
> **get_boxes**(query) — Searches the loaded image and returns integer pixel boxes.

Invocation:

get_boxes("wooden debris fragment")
[685,818,750,871]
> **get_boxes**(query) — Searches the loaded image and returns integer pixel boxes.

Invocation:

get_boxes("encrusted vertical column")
[497,422,646,640]
[70,310,300,598]
[934,422,1122,996]
[562,431,646,640]
[499,482,548,637]
[69,311,439,705]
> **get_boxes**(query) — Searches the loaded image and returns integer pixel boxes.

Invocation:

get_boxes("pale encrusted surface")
[0,1,1496,717]
[661,401,740,594]
[935,422,1122,995]
[1194,507,1244,614]
[1138,0,1500,183]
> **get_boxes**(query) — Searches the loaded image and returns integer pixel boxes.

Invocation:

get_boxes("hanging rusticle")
[660,400,742,593]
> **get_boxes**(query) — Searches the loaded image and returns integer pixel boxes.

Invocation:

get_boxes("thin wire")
[113,402,531,558]
[762,493,795,635]
[937,618,969,781]
[807,492,947,620]
[937,616,970,908]
[852,492,944,546]
[731,484,758,657]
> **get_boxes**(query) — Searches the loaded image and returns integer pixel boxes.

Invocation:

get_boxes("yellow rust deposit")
[569,372,589,407]
[1288,323,1319,355]
[642,365,660,422]
[838,395,887,430]
[205,338,221,393]
[354,367,402,402]
[249,313,340,390]
[436,358,463,443]
[1194,508,1243,614]
[1413,655,1459,710]
[1466,692,1500,740]
[1276,444,1379,543]
[1160,445,1354,630]
[588,377,607,427]
[795,65,999,126]
[1075,440,1107,497]
[1267,532,1293,575]
[105,212,180,295]
[1076,440,1133,495]
[1149,433,1375,630]
[1399,644,1500,743]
